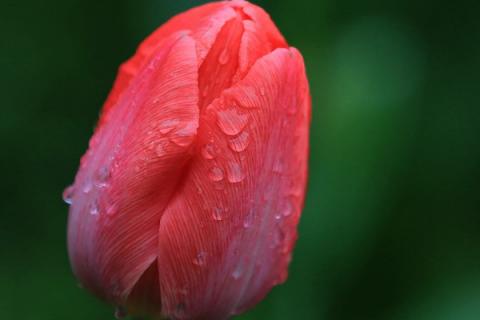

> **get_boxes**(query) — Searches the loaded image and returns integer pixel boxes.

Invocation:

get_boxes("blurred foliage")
[1,0,479,319]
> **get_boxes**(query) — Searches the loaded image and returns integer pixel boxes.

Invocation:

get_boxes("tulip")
[64,0,310,319]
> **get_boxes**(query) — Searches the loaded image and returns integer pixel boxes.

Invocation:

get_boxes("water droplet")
[282,199,294,217]
[272,158,284,173]
[228,131,250,152]
[62,185,74,205]
[170,122,196,147]
[274,213,282,220]
[208,166,224,182]
[95,166,110,188]
[232,267,242,279]
[219,49,230,65]
[226,162,245,183]
[193,251,207,266]
[106,202,117,216]
[212,207,224,221]
[243,212,254,229]
[158,119,179,134]
[201,143,216,159]
[272,229,285,248]
[89,200,99,216]
[216,108,249,136]
[114,306,127,319]
[82,182,92,194]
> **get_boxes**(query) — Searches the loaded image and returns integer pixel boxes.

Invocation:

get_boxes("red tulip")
[64,1,310,319]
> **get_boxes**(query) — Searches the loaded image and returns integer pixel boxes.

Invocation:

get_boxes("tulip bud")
[65,1,310,319]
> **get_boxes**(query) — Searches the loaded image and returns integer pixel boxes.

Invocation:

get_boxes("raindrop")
[282,199,294,217]
[216,108,249,136]
[201,143,216,159]
[272,158,284,173]
[89,200,99,216]
[106,202,117,216]
[114,306,127,319]
[95,166,110,188]
[62,185,74,205]
[82,181,92,194]
[193,251,207,266]
[243,212,254,229]
[228,131,250,152]
[272,229,285,248]
[170,122,196,147]
[219,49,230,65]
[274,213,282,220]
[158,119,180,134]
[226,162,245,183]
[212,207,224,221]
[208,166,224,182]
[232,267,243,280]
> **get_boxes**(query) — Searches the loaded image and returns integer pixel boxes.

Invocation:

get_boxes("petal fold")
[67,33,199,305]
[157,47,310,320]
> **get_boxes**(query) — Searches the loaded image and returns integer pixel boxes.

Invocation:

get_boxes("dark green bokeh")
[1,0,479,319]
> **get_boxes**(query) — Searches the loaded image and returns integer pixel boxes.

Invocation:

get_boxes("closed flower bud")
[65,1,311,319]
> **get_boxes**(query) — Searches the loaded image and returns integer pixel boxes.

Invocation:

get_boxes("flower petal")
[67,33,200,305]
[156,47,310,319]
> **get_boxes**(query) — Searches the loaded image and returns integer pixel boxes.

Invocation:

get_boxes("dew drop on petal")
[95,166,110,188]
[232,266,243,280]
[62,185,75,205]
[158,119,180,134]
[272,158,284,173]
[216,108,249,136]
[106,202,117,216]
[193,251,207,266]
[282,199,294,217]
[82,181,92,194]
[208,166,224,182]
[226,162,245,183]
[89,200,99,216]
[201,143,216,159]
[228,131,250,152]
[212,207,224,221]
[170,122,196,146]
[243,212,254,229]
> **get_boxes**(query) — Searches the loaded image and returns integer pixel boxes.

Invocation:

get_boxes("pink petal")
[67,33,200,306]
[156,47,310,319]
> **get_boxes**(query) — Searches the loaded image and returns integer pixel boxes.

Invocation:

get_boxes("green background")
[1,0,479,319]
